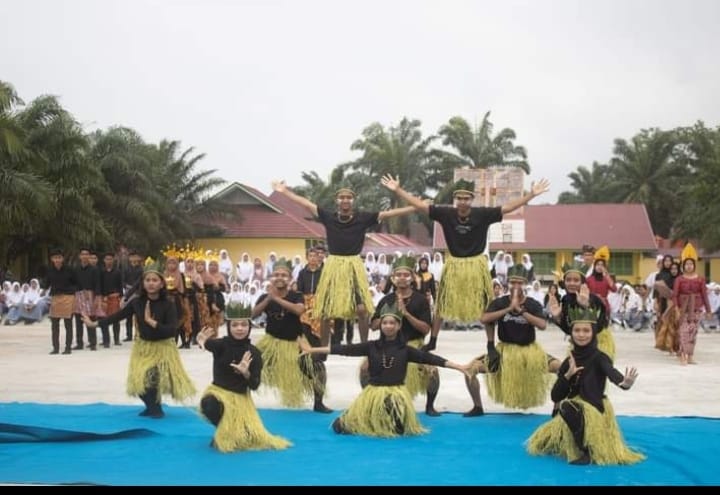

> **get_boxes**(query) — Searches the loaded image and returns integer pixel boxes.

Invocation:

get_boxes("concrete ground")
[1,319,719,418]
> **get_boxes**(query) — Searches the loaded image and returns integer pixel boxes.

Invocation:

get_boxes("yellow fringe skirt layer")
[256,334,314,408]
[597,327,616,360]
[314,255,374,320]
[126,338,196,401]
[404,338,432,398]
[526,398,645,465]
[337,385,426,438]
[201,384,291,453]
[485,342,552,410]
[436,254,494,323]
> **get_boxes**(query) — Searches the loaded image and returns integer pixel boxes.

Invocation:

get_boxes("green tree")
[0,82,54,265]
[557,162,612,204]
[430,112,530,202]
[607,128,685,238]
[344,118,437,235]
[672,123,720,250]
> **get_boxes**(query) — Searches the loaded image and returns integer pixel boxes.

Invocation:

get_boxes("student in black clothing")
[45,248,77,355]
[252,259,331,412]
[121,250,144,341]
[527,306,644,465]
[198,302,291,452]
[98,252,123,347]
[83,260,196,418]
[300,305,470,437]
[271,179,416,343]
[366,255,441,417]
[464,265,561,417]
[548,262,615,359]
[381,174,550,352]
[73,247,101,350]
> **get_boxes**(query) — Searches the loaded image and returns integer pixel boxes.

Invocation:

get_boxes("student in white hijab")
[236,252,254,285]
[4,282,23,325]
[527,280,544,306]
[429,252,444,282]
[521,253,535,283]
[218,249,234,284]
[291,254,304,282]
[491,251,509,286]
[376,253,390,279]
[19,279,45,323]
[364,252,377,281]
[226,282,244,305]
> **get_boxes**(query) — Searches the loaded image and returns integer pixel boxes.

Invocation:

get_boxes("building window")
[502,224,513,243]
[529,252,555,281]
[610,252,633,276]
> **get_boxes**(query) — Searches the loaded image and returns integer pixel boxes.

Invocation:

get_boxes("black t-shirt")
[372,292,431,342]
[256,291,304,341]
[317,208,379,255]
[487,295,544,346]
[429,205,502,257]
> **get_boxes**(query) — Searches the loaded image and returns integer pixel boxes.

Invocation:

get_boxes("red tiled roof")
[362,233,432,256]
[212,205,324,238]
[434,203,658,251]
[267,191,326,238]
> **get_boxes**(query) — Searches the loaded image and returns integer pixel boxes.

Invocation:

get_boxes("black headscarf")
[570,321,599,368]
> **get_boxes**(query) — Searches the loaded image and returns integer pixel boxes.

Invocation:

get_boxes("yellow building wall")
[195,238,310,262]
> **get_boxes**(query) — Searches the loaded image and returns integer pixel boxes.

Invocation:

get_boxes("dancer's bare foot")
[679,353,688,365]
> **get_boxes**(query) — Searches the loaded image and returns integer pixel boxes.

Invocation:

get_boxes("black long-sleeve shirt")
[100,267,123,296]
[330,338,447,386]
[46,265,77,295]
[96,296,177,341]
[204,338,262,394]
[551,352,625,413]
[75,264,101,293]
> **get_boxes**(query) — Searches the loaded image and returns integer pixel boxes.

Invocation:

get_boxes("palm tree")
[19,95,109,250]
[0,81,54,266]
[557,162,612,204]
[606,128,685,237]
[429,112,530,200]
[672,123,720,250]
[87,127,160,251]
[344,118,438,235]
[152,140,228,245]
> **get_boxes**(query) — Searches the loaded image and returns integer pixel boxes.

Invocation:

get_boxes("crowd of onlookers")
[3,247,720,339]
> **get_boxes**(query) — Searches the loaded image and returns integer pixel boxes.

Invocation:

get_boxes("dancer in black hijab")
[527,307,645,465]
[198,303,290,452]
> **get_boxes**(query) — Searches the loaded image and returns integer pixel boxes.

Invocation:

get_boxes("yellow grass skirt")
[256,334,314,408]
[201,384,291,452]
[597,327,616,360]
[485,342,552,410]
[404,338,432,398]
[436,254,494,323]
[314,255,374,320]
[526,397,645,465]
[126,338,196,401]
[337,385,426,438]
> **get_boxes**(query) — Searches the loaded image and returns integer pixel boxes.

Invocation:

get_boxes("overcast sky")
[3,0,719,203]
